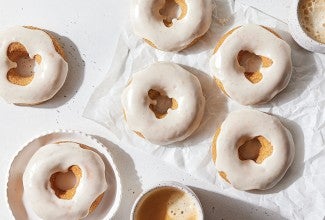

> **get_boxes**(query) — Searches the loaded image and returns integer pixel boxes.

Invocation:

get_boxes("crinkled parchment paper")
[84,1,325,218]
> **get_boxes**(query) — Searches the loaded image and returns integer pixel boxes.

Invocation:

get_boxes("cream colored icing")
[131,0,212,51]
[0,26,68,104]
[22,142,108,220]
[121,62,205,145]
[214,109,295,190]
[210,24,292,105]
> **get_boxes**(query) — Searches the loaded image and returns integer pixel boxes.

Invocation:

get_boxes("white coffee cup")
[288,0,325,53]
[130,181,204,220]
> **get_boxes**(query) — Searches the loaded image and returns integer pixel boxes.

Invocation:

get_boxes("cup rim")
[130,181,204,220]
[289,0,325,53]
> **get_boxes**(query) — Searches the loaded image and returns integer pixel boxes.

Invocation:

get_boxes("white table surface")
[0,0,312,219]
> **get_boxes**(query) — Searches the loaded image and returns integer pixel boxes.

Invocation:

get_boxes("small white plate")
[6,130,122,220]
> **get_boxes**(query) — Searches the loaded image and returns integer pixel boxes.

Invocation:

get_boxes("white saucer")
[6,130,122,220]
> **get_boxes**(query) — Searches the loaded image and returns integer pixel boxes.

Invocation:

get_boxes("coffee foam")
[166,191,198,219]
[134,186,198,220]
[298,0,325,43]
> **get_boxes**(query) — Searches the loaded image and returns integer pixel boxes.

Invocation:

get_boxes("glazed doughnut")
[210,24,292,105]
[0,26,68,105]
[121,62,205,145]
[131,0,212,51]
[211,109,295,190]
[23,142,107,219]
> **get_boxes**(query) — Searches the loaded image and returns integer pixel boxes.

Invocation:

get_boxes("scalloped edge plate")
[6,129,122,220]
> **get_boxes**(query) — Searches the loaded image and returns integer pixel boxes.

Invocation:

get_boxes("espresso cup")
[289,0,325,53]
[131,182,204,220]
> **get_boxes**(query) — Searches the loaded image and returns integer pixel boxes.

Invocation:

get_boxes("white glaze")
[22,142,108,220]
[0,26,68,104]
[121,62,205,145]
[131,0,212,51]
[214,109,295,190]
[210,24,292,105]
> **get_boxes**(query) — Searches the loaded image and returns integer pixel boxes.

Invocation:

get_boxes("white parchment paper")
[84,2,325,219]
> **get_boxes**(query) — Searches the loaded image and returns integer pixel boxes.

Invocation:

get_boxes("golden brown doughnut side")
[212,26,241,94]
[175,0,187,20]
[213,77,229,97]
[213,26,281,55]
[211,128,220,163]
[144,38,158,49]
[211,127,231,183]
[145,34,203,51]
[213,26,241,54]
[76,143,105,214]
[24,26,65,59]
[261,26,282,39]
[218,171,231,183]
[134,130,145,138]
[123,109,146,138]
[89,193,105,214]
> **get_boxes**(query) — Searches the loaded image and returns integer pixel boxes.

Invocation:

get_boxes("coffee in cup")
[133,186,201,220]
[298,0,325,43]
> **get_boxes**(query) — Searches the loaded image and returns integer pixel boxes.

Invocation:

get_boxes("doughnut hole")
[211,129,274,183]
[159,0,188,27]
[49,145,105,214]
[238,136,273,164]
[237,50,273,84]
[213,26,280,90]
[6,42,40,86]
[50,165,81,200]
[148,89,178,119]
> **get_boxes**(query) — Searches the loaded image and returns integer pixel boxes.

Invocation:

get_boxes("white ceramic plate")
[6,130,122,220]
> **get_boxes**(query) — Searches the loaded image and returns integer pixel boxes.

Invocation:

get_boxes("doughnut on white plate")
[6,130,122,220]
